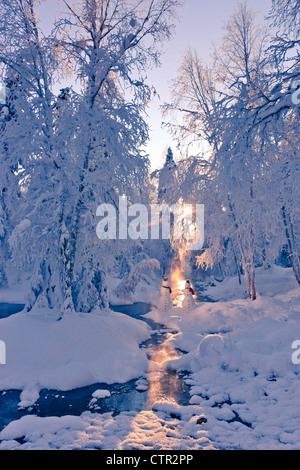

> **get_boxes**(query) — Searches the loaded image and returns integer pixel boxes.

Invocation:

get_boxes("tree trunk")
[228,196,256,299]
[282,206,300,285]
[243,262,256,300]
[230,239,242,285]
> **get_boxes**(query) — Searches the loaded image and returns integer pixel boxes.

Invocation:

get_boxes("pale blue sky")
[144,0,272,169]
[38,0,272,169]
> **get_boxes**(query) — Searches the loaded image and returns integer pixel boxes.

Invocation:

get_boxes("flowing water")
[0,303,27,319]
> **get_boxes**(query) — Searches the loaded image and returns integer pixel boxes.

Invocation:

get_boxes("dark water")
[0,303,25,319]
[0,302,191,433]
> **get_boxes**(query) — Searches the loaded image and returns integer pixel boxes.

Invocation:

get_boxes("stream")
[0,301,191,432]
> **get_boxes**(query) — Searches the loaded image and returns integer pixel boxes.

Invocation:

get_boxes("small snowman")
[182,280,196,310]
[157,277,173,311]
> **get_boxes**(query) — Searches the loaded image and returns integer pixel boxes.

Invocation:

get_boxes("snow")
[108,273,160,306]
[92,389,111,399]
[88,389,112,411]
[1,266,300,449]
[0,0,298,452]
[0,308,151,406]
[0,280,30,304]
[204,265,299,301]
[0,411,211,450]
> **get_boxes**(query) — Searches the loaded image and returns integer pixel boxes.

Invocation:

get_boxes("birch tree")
[165,1,271,300]
[0,0,182,315]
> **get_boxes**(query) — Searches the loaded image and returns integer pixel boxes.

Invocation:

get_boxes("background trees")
[164,0,300,299]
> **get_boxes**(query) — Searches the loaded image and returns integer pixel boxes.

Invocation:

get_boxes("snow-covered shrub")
[114,259,160,301]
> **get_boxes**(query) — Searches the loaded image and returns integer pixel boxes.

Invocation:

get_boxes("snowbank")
[0,309,151,406]
[204,265,299,301]
[0,282,29,304]
[0,410,210,450]
[144,266,300,351]
[141,266,300,449]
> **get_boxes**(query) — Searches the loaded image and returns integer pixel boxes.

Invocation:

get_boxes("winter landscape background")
[0,0,299,451]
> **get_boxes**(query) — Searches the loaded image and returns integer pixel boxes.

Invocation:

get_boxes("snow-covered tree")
[268,0,300,69]
[164,0,300,298]
[157,147,177,203]
[213,1,269,89]
[164,2,273,300]
[0,0,77,312]
[51,0,181,314]
[113,258,160,301]
[0,0,182,315]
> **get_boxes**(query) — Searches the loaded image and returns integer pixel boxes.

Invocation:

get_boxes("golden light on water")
[144,258,198,409]
[168,254,198,307]
[146,341,183,408]
[182,205,193,219]
[146,259,187,407]
[168,264,184,306]
[175,280,187,305]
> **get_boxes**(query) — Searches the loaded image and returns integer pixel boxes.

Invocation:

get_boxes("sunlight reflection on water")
[146,341,184,408]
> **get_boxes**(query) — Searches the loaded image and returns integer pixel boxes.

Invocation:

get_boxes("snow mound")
[92,389,111,399]
[0,309,151,405]
[199,334,225,356]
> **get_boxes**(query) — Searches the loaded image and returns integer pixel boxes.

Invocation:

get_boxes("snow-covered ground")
[1,266,300,450]
[0,308,150,407]
[144,266,300,449]
[0,281,30,305]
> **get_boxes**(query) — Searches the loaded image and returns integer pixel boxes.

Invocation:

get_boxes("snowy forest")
[0,0,299,315]
[0,0,300,452]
